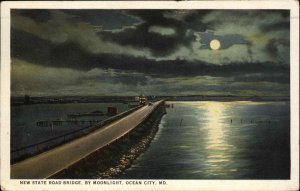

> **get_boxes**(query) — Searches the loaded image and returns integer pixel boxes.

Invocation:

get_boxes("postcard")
[1,1,299,190]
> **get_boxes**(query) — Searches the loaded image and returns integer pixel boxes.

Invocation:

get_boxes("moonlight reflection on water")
[120,101,290,179]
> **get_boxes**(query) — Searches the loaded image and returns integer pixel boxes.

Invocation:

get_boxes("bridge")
[11,101,163,179]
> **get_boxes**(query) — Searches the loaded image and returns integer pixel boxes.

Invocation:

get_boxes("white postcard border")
[1,1,299,191]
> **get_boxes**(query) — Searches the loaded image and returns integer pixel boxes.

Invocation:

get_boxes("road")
[11,101,162,179]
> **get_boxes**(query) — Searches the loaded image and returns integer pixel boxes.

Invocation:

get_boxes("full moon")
[210,39,221,50]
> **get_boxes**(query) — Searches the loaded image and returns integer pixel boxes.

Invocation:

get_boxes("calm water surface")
[11,103,129,150]
[120,101,290,179]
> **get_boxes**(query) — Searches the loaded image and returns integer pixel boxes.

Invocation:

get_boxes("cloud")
[11,29,289,80]
[99,10,196,57]
[11,59,84,96]
[260,20,290,32]
[12,59,289,97]
[62,10,142,31]
[18,9,52,23]
[265,38,290,64]
[197,31,250,50]
[10,9,290,97]
[81,68,149,86]
[11,10,152,57]
[148,26,176,36]
[11,9,290,64]
[201,10,290,64]
[11,59,151,96]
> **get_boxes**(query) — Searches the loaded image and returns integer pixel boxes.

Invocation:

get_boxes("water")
[11,102,130,151]
[120,101,290,179]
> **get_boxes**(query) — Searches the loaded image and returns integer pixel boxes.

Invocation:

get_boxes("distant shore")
[11,95,289,106]
[163,95,289,102]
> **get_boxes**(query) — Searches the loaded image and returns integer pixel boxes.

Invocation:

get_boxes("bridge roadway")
[11,101,162,179]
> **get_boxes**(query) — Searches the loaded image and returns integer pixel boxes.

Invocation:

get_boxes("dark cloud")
[183,10,211,25]
[204,10,289,27]
[11,29,52,64]
[127,10,182,27]
[62,10,141,30]
[266,39,280,57]
[260,21,290,32]
[81,71,149,86]
[265,38,289,63]
[101,26,182,56]
[15,9,51,23]
[12,29,289,81]
[10,9,291,96]
[99,10,200,56]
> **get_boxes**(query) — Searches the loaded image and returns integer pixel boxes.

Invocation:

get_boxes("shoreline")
[98,121,160,179]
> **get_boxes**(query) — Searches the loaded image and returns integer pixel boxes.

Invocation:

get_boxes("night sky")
[11,9,290,96]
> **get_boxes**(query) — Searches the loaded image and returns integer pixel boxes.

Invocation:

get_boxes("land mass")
[11,95,289,106]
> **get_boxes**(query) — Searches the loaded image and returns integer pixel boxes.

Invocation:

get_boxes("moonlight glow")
[10,10,290,97]
[210,39,221,50]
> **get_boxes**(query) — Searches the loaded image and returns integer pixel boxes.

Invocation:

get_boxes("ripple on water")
[121,101,290,179]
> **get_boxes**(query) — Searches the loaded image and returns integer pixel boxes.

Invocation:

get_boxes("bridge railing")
[11,105,143,163]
